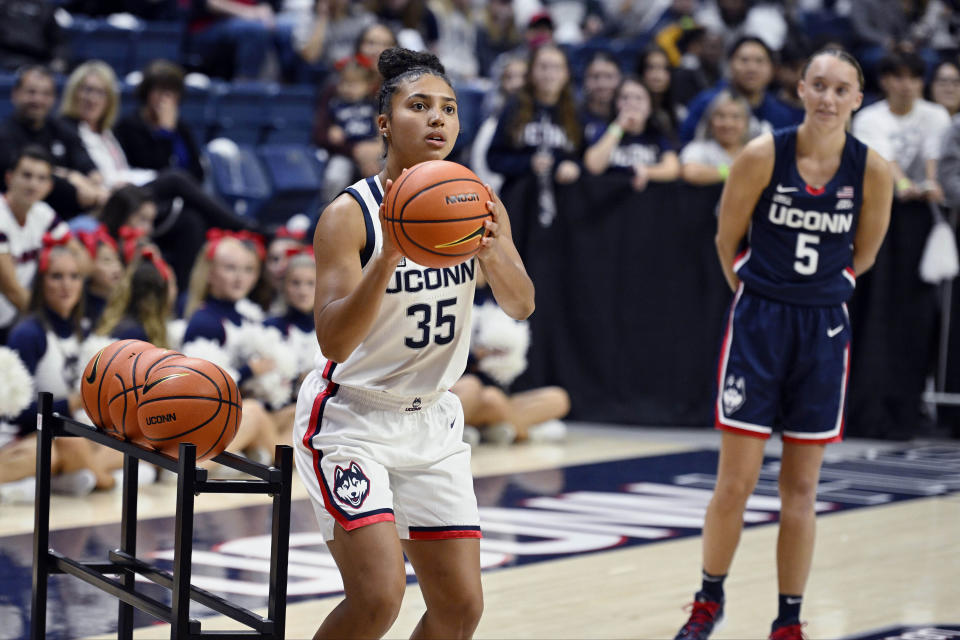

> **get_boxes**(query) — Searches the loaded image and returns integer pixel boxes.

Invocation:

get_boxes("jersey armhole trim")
[344,187,376,269]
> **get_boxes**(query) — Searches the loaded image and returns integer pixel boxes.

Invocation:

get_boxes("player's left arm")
[476,184,535,320]
[853,147,893,276]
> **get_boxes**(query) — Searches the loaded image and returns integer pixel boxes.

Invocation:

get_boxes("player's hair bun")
[378,47,446,82]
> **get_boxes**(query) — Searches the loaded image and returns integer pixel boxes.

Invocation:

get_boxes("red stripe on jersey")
[805,184,826,196]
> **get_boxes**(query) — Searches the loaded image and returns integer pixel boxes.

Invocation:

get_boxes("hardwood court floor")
[3,425,957,640]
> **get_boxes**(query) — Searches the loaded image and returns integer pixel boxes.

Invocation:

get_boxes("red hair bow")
[38,231,73,273]
[138,246,171,283]
[275,227,306,241]
[284,245,315,259]
[205,228,266,262]
[76,225,118,259]
[118,225,148,265]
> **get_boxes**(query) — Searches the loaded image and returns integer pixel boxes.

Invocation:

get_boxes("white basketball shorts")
[293,368,481,541]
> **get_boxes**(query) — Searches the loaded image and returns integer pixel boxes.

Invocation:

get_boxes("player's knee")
[712,476,755,509]
[349,581,405,629]
[778,474,819,511]
[429,588,483,636]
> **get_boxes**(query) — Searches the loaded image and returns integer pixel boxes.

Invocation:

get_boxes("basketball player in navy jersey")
[293,47,534,640]
[674,50,892,640]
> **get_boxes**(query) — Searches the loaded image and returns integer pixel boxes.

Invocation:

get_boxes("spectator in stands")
[369,0,438,52]
[523,10,556,50]
[475,0,521,79]
[774,41,808,120]
[637,44,684,143]
[487,43,582,257]
[679,36,799,144]
[263,226,307,312]
[642,0,699,66]
[95,246,174,346]
[694,0,788,52]
[354,21,399,71]
[75,225,122,327]
[853,49,951,203]
[583,76,680,189]
[98,185,157,240]
[672,26,725,107]
[849,0,913,77]
[0,146,88,344]
[472,54,527,192]
[2,240,116,493]
[433,0,479,82]
[928,59,960,117]
[579,51,623,147]
[312,55,381,205]
[292,0,375,79]
[182,232,287,457]
[186,0,276,81]
[0,66,109,219]
[679,89,751,185]
[0,0,66,72]
[452,281,569,446]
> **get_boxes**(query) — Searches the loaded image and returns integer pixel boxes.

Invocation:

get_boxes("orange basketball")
[81,339,153,432]
[384,160,492,268]
[136,357,242,462]
[106,348,184,443]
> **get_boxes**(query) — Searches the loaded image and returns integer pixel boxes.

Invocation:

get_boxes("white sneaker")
[49,469,97,496]
[111,465,159,488]
[483,422,517,445]
[462,425,481,447]
[0,477,36,504]
[526,419,567,443]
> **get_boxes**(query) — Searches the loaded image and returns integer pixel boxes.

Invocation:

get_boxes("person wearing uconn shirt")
[0,145,88,344]
[679,36,800,145]
[583,76,680,190]
[487,43,582,259]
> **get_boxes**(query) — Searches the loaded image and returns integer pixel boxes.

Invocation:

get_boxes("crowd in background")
[3,0,960,500]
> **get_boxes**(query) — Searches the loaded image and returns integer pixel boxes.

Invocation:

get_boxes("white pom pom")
[78,335,116,377]
[229,322,297,408]
[181,338,240,382]
[920,219,960,283]
[471,301,530,386]
[0,347,34,417]
[287,326,322,376]
[166,319,187,351]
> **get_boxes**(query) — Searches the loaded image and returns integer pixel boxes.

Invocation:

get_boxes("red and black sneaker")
[674,597,724,640]
[769,622,807,640]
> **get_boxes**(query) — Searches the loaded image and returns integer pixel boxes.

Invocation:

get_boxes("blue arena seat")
[264,85,316,144]
[65,18,135,76]
[209,81,274,145]
[255,143,325,225]
[130,21,185,71]
[204,140,272,218]
[0,73,16,121]
[180,84,213,145]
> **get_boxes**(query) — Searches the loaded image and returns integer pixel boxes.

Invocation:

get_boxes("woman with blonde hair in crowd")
[182,231,293,458]
[0,240,117,501]
[584,75,680,190]
[680,89,752,185]
[96,246,175,346]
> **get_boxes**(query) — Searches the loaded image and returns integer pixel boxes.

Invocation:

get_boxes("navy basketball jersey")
[735,126,867,305]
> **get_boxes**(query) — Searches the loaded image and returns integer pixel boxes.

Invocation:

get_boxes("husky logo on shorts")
[333,461,370,508]
[722,375,746,415]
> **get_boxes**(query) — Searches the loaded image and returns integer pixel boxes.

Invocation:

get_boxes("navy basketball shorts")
[293,369,482,541]
[714,286,850,444]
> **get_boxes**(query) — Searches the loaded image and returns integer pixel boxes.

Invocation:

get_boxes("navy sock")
[698,569,726,603]
[773,593,802,628]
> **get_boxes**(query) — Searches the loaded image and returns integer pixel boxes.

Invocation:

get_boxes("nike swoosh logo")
[85,349,103,384]
[434,225,485,249]
[776,184,798,193]
[827,325,843,338]
[141,373,189,395]
[785,597,803,605]
[450,419,456,429]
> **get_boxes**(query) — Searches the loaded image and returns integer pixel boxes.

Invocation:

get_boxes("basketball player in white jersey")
[293,47,534,640]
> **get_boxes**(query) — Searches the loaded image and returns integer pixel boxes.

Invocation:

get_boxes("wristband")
[607,123,624,139]
[896,177,912,192]
[717,163,730,181]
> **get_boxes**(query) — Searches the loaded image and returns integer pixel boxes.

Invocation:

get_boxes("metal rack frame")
[30,392,292,639]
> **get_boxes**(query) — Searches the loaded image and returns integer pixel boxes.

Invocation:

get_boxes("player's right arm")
[312,182,403,363]
[715,133,774,292]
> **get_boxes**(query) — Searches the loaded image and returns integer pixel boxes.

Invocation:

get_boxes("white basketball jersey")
[323,175,477,396]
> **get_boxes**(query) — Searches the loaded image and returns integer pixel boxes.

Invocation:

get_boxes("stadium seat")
[65,18,135,76]
[180,84,213,145]
[0,73,16,122]
[264,85,316,144]
[130,21,185,72]
[209,81,274,145]
[255,143,325,225]
[204,140,272,219]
